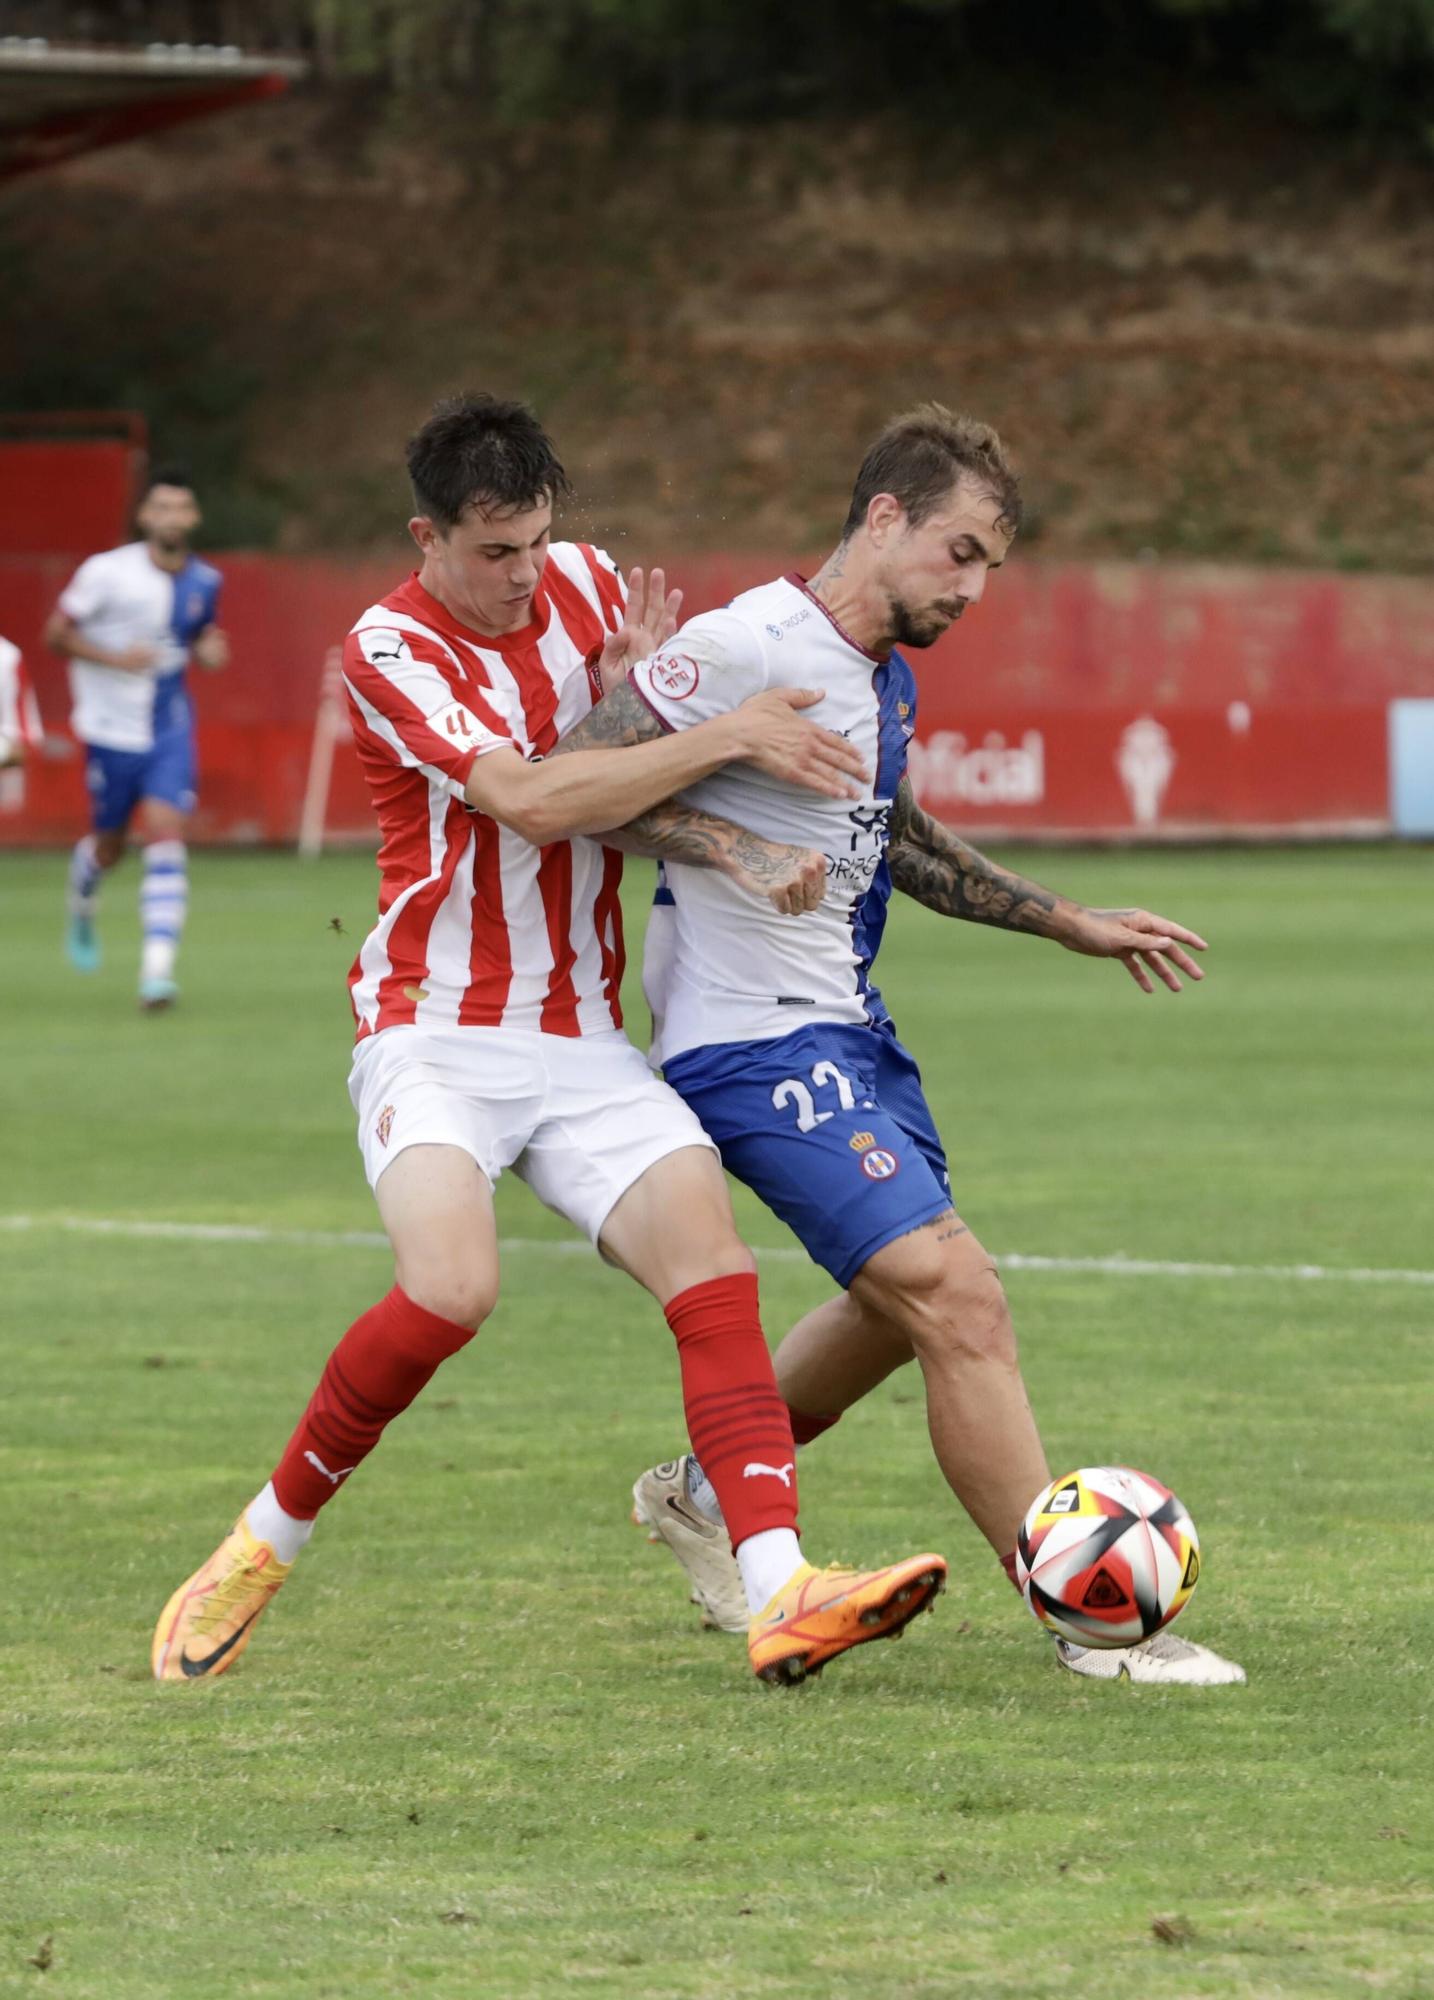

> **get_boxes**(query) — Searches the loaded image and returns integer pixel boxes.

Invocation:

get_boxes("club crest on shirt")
[375,1104,396,1148]
[649,651,700,701]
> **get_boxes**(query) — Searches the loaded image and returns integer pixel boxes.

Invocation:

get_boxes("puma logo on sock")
[304,1450,356,1487]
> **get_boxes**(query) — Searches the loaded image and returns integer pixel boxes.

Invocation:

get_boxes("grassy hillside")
[2,88,1432,566]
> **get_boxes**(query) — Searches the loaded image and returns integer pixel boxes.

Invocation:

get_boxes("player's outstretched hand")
[596,566,684,694]
[1060,906,1208,993]
[727,834,827,916]
[730,687,869,799]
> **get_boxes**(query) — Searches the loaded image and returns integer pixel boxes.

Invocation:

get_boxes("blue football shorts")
[662,1020,954,1288]
[84,724,197,832]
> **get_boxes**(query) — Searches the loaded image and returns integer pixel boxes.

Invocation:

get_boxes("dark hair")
[842,402,1022,540]
[406,392,572,530]
[140,464,195,498]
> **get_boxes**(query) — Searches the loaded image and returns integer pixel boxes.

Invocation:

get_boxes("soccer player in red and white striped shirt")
[153,394,947,1688]
[0,633,42,769]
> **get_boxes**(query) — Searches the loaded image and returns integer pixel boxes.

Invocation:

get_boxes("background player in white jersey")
[45,468,228,1009]
[558,403,1245,1686]
[152,394,947,1690]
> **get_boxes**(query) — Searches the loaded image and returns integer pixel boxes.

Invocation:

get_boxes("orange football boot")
[152,1516,292,1682]
[748,1553,947,1685]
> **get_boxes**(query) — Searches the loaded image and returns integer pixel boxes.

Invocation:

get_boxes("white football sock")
[244,1480,315,1565]
[683,1454,724,1525]
[139,838,188,982]
[736,1527,804,1614]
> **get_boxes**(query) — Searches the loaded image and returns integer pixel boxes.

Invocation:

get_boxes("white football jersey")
[57,542,222,751]
[629,573,917,1067]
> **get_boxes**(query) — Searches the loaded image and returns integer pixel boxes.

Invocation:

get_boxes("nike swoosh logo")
[179,1610,260,1678]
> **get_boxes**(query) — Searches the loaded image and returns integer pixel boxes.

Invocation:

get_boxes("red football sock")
[787,1405,842,1445]
[271,1286,474,1518]
[665,1273,798,1548]
[1000,1550,1021,1591]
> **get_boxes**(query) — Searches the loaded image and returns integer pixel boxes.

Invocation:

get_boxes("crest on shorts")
[849,1130,876,1152]
[858,1146,899,1181]
[376,1103,396,1148]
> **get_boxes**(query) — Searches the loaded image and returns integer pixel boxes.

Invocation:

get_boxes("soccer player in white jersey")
[45,468,228,1009]
[152,393,948,1689]
[564,403,1244,1686]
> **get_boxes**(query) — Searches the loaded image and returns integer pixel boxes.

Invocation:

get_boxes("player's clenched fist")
[724,686,869,799]
[726,835,827,916]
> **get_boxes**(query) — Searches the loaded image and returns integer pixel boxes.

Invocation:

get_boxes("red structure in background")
[0,412,148,554]
[3,545,1430,847]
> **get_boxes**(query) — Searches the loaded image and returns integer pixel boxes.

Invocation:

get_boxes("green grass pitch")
[2,843,1431,1998]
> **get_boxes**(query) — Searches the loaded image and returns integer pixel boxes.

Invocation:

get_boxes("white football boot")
[1055,1628,1247,1685]
[631,1457,747,1634]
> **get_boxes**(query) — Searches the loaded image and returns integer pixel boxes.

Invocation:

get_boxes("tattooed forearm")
[887,776,1069,935]
[551,679,666,756]
[603,799,818,891]
[602,799,742,866]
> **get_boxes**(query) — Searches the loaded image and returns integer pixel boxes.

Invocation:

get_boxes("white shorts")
[347,1024,716,1245]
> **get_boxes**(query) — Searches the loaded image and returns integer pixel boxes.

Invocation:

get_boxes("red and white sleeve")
[342,624,516,799]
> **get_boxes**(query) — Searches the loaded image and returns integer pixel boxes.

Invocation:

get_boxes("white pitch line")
[3,1213,1433,1287]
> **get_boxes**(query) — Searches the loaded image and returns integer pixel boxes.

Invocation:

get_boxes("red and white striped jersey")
[342,542,630,1043]
[0,635,42,755]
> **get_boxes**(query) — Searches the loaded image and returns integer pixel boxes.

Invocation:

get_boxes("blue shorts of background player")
[662,1020,953,1288]
[84,721,197,834]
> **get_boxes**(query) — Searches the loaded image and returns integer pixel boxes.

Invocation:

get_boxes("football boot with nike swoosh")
[151,1515,292,1682]
[631,1457,749,1633]
[748,1552,947,1685]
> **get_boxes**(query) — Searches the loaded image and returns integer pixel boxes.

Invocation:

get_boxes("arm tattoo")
[603,799,811,888]
[887,776,1063,934]
[554,684,806,884]
[550,679,665,756]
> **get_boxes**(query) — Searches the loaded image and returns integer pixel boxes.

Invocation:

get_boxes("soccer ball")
[1015,1465,1200,1648]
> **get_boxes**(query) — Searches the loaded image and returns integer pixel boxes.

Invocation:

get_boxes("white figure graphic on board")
[1116,716,1175,828]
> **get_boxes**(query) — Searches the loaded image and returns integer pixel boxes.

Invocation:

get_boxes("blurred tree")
[6,0,1433,139]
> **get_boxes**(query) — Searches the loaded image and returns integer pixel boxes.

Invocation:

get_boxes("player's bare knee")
[910,1263,1015,1370]
[396,1263,495,1334]
[860,1237,1014,1369]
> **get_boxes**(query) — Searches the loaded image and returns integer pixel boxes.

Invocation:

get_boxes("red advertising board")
[1,551,1430,845]
[905,706,1390,838]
